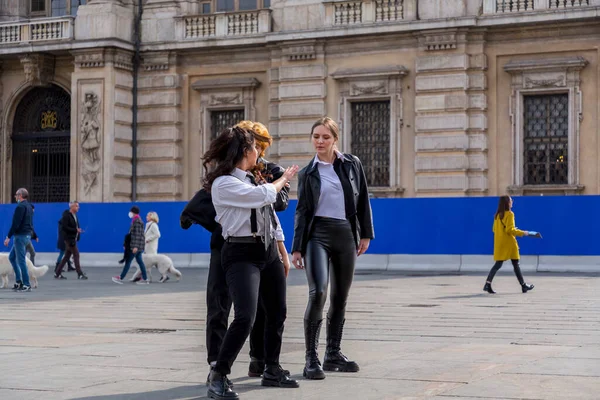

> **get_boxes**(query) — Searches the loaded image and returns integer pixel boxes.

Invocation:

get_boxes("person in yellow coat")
[484,196,541,294]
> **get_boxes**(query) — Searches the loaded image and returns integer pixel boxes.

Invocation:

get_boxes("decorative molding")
[331,65,408,80]
[420,32,457,51]
[504,56,588,187]
[81,91,102,196]
[282,44,317,61]
[73,49,133,71]
[142,51,171,71]
[192,77,260,91]
[210,94,242,105]
[507,184,585,196]
[20,53,55,86]
[350,83,387,96]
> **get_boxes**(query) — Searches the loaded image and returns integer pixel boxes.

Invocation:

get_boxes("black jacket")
[56,209,69,250]
[180,158,290,250]
[292,153,374,256]
[60,210,80,244]
[7,201,33,238]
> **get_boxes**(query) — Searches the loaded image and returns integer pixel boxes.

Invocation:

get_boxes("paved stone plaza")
[0,268,598,400]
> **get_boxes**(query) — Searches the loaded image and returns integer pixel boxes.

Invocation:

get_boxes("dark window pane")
[263,0,271,8]
[523,94,569,185]
[210,109,245,140]
[201,3,211,14]
[217,0,235,12]
[239,0,257,10]
[350,101,391,187]
[71,0,86,16]
[31,0,45,12]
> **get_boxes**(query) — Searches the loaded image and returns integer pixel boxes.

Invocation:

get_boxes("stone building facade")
[0,0,599,203]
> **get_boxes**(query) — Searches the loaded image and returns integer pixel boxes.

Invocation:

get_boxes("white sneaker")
[136,280,149,285]
[112,276,123,285]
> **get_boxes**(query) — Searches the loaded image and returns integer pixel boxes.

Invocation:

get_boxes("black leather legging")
[304,217,357,325]
[486,259,525,285]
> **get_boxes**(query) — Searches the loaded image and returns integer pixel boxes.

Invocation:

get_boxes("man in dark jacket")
[112,205,149,285]
[54,201,88,280]
[3,188,33,292]
[181,156,290,380]
[56,212,75,272]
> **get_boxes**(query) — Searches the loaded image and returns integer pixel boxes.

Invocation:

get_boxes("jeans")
[25,240,36,265]
[9,234,31,287]
[120,250,148,281]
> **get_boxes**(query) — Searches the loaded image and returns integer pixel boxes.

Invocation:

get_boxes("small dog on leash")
[0,253,49,289]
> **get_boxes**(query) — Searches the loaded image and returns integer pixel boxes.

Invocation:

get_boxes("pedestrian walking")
[4,188,34,292]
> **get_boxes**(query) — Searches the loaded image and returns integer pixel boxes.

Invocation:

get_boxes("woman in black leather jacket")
[291,117,374,380]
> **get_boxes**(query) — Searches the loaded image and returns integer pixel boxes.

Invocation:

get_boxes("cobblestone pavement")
[0,268,598,400]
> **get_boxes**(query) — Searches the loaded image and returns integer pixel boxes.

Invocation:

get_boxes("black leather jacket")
[291,153,374,256]
[180,158,290,250]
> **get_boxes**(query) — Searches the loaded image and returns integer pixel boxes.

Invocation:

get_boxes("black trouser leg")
[206,247,232,365]
[486,260,504,283]
[327,234,357,327]
[258,248,287,366]
[304,237,330,322]
[249,300,266,361]
[511,259,525,285]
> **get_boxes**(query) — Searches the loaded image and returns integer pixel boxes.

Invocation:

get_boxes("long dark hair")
[495,195,511,221]
[202,126,255,191]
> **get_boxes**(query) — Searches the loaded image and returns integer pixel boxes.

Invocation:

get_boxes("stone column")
[413,29,488,196]
[269,41,327,171]
[72,48,135,202]
[135,51,183,201]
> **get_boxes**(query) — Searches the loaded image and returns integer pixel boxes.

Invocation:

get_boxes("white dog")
[0,253,49,289]
[130,253,182,283]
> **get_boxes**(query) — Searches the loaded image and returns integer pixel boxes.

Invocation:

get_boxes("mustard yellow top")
[493,211,526,261]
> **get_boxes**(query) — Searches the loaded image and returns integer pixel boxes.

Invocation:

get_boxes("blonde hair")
[311,117,340,141]
[147,211,159,223]
[236,120,272,158]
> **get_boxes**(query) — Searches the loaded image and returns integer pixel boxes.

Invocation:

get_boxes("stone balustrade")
[180,9,271,40]
[484,0,598,13]
[0,17,74,45]
[325,0,411,26]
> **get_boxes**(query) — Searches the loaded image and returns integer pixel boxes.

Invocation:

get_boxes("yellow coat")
[493,211,526,261]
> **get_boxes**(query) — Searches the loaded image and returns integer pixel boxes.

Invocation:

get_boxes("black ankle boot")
[323,318,359,373]
[261,364,299,388]
[521,283,534,293]
[303,319,326,380]
[483,282,496,294]
[207,369,238,400]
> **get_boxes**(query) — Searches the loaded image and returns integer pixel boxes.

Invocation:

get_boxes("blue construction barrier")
[0,195,597,255]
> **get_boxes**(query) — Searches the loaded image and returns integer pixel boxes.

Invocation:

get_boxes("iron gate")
[210,109,245,140]
[11,85,71,203]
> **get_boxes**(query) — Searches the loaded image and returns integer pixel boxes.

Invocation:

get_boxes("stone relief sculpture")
[81,91,101,195]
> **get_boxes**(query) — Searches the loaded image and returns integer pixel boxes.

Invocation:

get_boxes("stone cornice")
[504,56,589,73]
[331,65,409,80]
[72,48,134,71]
[191,77,260,91]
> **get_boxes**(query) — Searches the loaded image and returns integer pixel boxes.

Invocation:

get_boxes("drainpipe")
[131,0,143,201]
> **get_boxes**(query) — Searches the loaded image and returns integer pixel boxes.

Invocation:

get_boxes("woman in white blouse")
[144,211,161,255]
[203,126,299,400]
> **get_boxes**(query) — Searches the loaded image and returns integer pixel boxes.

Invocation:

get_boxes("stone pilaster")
[269,40,327,168]
[136,51,183,200]
[72,48,134,202]
[414,29,488,196]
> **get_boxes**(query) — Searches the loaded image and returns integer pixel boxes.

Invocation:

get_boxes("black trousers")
[214,240,287,376]
[486,259,525,285]
[205,246,269,365]
[304,217,357,326]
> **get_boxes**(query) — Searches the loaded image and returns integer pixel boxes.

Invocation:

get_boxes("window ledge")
[507,184,585,196]
[368,186,405,198]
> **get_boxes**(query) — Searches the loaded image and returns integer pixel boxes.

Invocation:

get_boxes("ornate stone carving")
[81,92,102,196]
[523,75,566,89]
[20,54,55,86]
[143,52,171,71]
[74,50,105,68]
[350,83,387,96]
[210,94,242,105]
[420,33,457,51]
[73,49,133,71]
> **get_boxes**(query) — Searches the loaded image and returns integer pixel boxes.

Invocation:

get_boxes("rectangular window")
[201,2,211,14]
[51,0,68,16]
[263,0,271,7]
[210,109,245,140]
[350,101,391,187]
[217,0,235,12]
[523,94,569,185]
[31,0,45,12]
[239,0,258,10]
